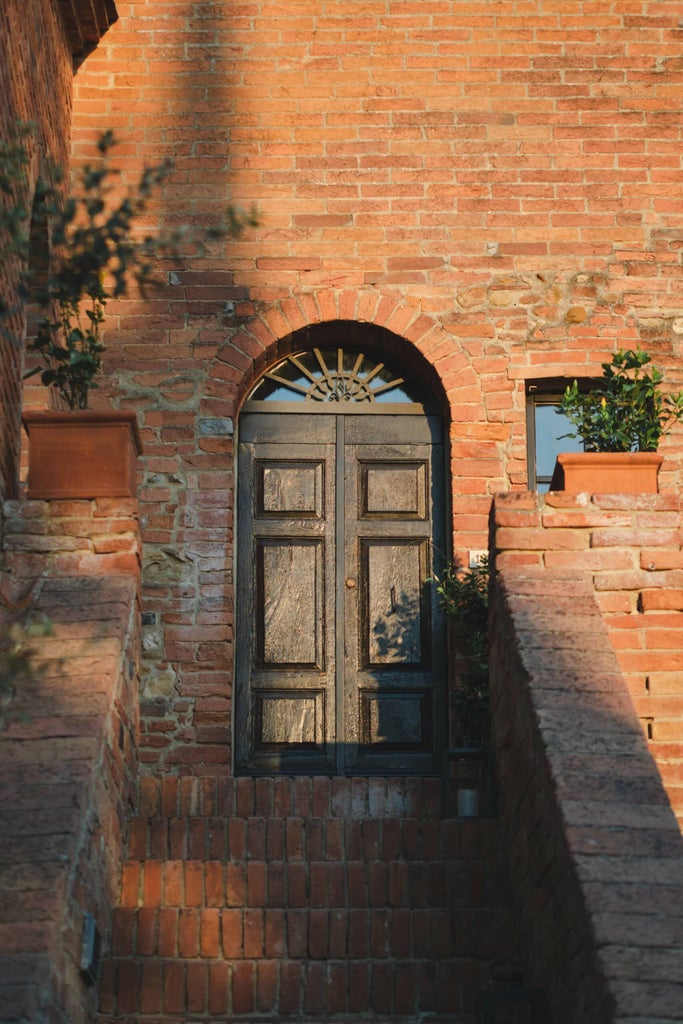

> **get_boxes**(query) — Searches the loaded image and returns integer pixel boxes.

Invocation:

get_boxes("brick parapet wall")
[492,489,683,822]
[0,498,141,1024]
[490,493,683,1024]
[2,498,142,595]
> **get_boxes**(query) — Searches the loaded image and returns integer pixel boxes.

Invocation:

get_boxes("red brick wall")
[490,492,683,1024]
[493,489,683,825]
[0,0,75,509]
[66,1,683,773]
[0,500,141,1024]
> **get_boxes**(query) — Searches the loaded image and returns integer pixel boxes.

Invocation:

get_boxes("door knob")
[345,577,357,589]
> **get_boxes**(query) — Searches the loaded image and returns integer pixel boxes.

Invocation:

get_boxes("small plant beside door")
[432,556,492,816]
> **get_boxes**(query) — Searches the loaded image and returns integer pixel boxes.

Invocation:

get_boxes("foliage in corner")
[0,126,258,410]
[560,348,683,453]
[432,555,490,715]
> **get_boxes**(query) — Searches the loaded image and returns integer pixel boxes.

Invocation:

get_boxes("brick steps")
[98,955,480,1019]
[97,796,521,1022]
[99,1016,470,1024]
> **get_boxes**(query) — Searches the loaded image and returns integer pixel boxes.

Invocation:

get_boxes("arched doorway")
[235,338,447,775]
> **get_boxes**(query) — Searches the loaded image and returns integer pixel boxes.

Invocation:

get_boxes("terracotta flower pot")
[22,409,143,499]
[550,451,663,494]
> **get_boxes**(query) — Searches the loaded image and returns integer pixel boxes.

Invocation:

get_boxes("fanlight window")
[247,348,424,407]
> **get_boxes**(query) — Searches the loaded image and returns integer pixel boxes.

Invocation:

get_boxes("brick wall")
[490,492,683,1024]
[493,489,683,824]
[66,1,683,773]
[0,1,75,511]
[0,499,140,1024]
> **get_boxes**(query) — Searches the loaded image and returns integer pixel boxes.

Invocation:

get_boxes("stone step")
[102,778,518,1022]
[98,1017,471,1024]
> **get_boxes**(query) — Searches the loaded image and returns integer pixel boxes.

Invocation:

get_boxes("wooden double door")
[235,411,446,775]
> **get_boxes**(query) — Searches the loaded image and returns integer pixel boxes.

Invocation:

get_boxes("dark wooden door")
[235,412,445,774]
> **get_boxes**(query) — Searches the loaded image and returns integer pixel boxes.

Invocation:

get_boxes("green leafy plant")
[432,556,490,720]
[1,126,257,409]
[23,130,182,410]
[560,348,683,452]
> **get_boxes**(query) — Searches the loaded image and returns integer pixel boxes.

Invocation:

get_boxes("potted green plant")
[551,348,683,494]
[0,130,166,497]
[1,127,255,499]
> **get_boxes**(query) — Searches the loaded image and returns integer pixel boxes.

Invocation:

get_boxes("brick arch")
[206,290,484,421]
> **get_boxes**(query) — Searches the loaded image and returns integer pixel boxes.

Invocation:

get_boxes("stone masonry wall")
[0,498,141,1024]
[490,492,683,1024]
[65,1,683,774]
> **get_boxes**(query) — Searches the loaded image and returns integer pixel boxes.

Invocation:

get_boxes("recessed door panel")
[361,690,431,748]
[361,461,427,519]
[362,540,426,667]
[257,539,323,667]
[259,460,323,517]
[255,689,324,747]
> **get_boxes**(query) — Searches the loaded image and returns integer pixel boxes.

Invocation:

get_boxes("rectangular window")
[526,381,586,491]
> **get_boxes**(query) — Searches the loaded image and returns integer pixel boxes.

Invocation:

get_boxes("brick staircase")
[97,776,522,1022]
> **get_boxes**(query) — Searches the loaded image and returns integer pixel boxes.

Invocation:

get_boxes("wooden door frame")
[232,343,452,776]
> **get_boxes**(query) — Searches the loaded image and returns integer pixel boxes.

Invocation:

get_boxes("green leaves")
[3,125,258,408]
[431,557,490,712]
[560,348,683,452]
[21,132,177,409]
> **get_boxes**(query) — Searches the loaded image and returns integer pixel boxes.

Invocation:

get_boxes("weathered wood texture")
[236,414,445,775]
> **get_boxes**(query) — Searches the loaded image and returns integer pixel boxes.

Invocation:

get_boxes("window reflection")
[527,391,584,491]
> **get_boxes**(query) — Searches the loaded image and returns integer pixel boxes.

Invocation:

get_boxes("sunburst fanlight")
[249,348,419,404]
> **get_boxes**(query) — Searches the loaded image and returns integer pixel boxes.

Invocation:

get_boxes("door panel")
[343,424,443,773]
[363,541,425,666]
[257,539,324,667]
[236,433,336,773]
[236,412,445,775]
[360,690,431,747]
[362,462,427,518]
[256,690,324,746]
[259,460,324,517]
